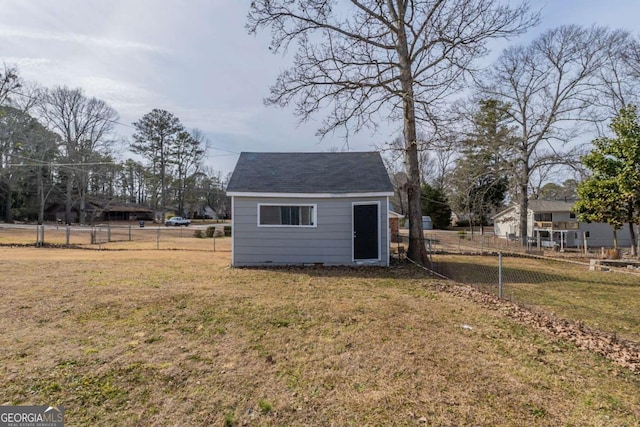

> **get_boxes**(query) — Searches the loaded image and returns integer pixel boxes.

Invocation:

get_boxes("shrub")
[193,230,204,238]
[258,399,272,414]
[224,226,232,237]
[223,412,235,427]
[206,226,216,238]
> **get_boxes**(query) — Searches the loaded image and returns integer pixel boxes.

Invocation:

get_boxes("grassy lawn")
[0,247,639,426]
[433,254,640,343]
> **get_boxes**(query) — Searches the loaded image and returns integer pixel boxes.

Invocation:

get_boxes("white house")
[493,200,635,249]
[226,152,395,266]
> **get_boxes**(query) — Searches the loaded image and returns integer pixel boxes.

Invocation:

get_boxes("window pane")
[301,206,312,225]
[260,205,315,226]
[286,206,300,225]
[535,213,552,222]
[260,206,281,224]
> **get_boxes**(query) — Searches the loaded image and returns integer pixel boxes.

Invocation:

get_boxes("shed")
[226,152,395,266]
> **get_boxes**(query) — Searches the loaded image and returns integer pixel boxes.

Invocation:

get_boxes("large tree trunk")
[405,142,428,264]
[397,13,428,266]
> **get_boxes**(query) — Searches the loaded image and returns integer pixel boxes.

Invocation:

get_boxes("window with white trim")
[258,204,316,227]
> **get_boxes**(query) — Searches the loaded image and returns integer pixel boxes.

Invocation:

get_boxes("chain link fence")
[417,228,640,258]
[0,222,231,252]
[395,230,640,344]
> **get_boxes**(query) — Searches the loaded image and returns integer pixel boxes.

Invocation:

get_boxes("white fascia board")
[226,191,395,198]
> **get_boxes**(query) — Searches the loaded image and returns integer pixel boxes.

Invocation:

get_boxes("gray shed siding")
[232,196,389,266]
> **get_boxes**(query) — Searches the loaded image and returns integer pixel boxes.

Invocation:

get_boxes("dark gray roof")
[227,152,394,194]
[528,200,575,212]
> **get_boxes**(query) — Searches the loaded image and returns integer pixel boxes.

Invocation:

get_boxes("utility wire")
[6,162,115,167]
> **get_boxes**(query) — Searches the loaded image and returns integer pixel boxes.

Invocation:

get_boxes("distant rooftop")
[226,152,394,194]
[528,200,575,212]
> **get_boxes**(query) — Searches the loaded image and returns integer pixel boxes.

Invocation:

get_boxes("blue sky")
[1,0,639,175]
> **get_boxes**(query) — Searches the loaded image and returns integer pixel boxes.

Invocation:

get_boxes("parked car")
[165,216,191,226]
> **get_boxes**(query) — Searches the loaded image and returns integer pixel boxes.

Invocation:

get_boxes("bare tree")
[0,63,21,107]
[480,25,622,245]
[379,136,409,214]
[171,128,207,217]
[594,31,640,126]
[426,136,458,191]
[19,115,60,225]
[119,158,147,204]
[248,0,537,264]
[40,86,118,224]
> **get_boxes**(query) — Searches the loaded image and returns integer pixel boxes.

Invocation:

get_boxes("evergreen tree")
[451,99,512,228]
[575,105,640,255]
[132,109,184,221]
[421,183,451,229]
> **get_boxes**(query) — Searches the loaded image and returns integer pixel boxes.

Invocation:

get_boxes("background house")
[226,152,394,266]
[493,200,634,249]
[388,209,404,243]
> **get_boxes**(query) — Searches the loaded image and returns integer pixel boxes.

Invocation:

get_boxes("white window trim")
[257,203,318,228]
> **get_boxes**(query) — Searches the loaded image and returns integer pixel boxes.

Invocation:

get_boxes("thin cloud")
[171,106,256,137]
[0,25,164,53]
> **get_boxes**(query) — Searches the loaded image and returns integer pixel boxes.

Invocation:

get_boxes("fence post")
[36,225,44,247]
[213,233,216,252]
[129,224,132,241]
[108,224,112,242]
[498,252,503,300]
[156,228,160,250]
[66,225,70,246]
[583,231,588,255]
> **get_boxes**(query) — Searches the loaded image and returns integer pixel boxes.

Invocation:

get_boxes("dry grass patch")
[0,248,639,426]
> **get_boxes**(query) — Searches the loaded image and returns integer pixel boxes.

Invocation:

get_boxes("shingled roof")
[226,152,394,195]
